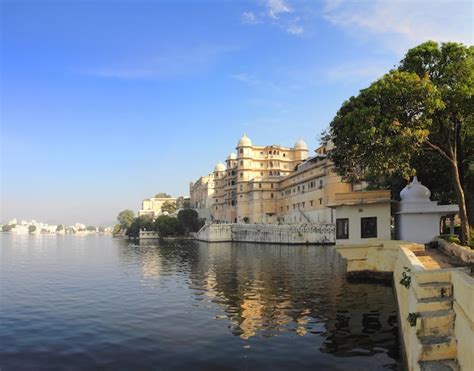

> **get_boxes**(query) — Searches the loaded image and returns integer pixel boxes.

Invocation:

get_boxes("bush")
[177,209,203,234]
[439,234,461,245]
[28,225,37,233]
[113,224,121,235]
[154,215,183,237]
[127,215,154,238]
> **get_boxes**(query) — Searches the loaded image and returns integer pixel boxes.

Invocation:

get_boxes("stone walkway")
[414,249,457,270]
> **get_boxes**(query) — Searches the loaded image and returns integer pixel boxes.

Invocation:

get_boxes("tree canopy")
[161,200,177,214]
[117,209,135,229]
[327,41,473,244]
[126,215,154,238]
[155,192,171,198]
[177,209,204,233]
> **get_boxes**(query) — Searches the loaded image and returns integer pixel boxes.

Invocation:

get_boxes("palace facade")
[190,134,352,224]
[138,196,177,218]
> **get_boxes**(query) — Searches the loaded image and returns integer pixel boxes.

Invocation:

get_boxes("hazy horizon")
[2,0,473,225]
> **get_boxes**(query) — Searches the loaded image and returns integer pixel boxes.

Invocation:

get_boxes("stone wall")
[195,223,335,244]
[138,230,160,240]
[336,241,473,371]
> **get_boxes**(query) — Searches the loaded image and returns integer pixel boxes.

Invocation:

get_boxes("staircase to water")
[413,277,459,370]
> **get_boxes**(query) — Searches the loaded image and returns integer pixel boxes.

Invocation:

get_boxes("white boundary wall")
[195,223,335,244]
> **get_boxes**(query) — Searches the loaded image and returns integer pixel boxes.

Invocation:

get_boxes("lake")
[0,234,402,370]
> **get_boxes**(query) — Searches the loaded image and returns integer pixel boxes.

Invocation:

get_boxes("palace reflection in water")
[123,239,401,365]
[2,235,401,370]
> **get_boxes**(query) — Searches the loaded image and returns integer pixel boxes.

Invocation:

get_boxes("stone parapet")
[195,223,335,244]
[336,240,473,371]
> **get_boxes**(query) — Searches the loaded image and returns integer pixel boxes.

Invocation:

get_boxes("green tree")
[177,209,203,234]
[126,215,154,238]
[28,225,36,233]
[117,209,135,230]
[327,41,473,244]
[161,200,177,214]
[86,226,97,231]
[155,192,171,198]
[56,224,64,232]
[113,224,122,235]
[154,215,183,237]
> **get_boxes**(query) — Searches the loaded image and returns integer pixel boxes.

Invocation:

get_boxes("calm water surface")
[0,234,401,370]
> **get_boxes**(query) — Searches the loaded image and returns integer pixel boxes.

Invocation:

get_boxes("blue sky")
[1,0,472,225]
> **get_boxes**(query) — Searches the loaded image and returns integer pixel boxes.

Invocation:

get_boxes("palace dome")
[226,153,237,160]
[400,176,431,203]
[214,162,226,172]
[294,138,308,150]
[237,133,252,147]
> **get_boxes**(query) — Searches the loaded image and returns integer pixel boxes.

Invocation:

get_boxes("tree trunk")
[450,159,471,245]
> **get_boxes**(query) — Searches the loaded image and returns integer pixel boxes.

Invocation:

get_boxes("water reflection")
[2,235,400,370]
[118,240,400,363]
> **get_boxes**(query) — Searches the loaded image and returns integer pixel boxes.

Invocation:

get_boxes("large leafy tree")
[161,200,177,214]
[117,209,135,230]
[177,209,204,234]
[328,41,473,244]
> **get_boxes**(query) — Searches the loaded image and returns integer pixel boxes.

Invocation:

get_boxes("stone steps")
[417,310,455,338]
[414,281,453,300]
[416,297,453,312]
[413,280,459,368]
[418,336,457,361]
[419,359,459,371]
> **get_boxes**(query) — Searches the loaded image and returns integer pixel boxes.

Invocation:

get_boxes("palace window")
[259,183,262,189]
[310,200,313,207]
[240,160,243,166]
[271,193,274,199]
[240,149,243,154]
[286,206,289,211]
[361,217,377,238]
[319,198,323,205]
[302,202,305,208]
[336,219,349,239]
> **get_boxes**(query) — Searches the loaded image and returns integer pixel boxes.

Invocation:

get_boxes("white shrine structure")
[396,176,459,244]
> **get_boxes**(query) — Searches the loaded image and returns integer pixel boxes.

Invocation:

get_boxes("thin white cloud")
[242,11,260,24]
[242,0,303,35]
[231,73,260,85]
[81,44,238,80]
[267,0,292,19]
[286,24,304,35]
[325,62,393,82]
[323,0,473,54]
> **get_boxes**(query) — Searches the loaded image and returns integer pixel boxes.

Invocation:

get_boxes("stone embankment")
[336,241,473,371]
[195,223,335,245]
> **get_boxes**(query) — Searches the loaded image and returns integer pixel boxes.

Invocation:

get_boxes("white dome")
[400,176,431,203]
[226,153,237,160]
[237,133,252,147]
[294,138,308,150]
[214,162,226,172]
